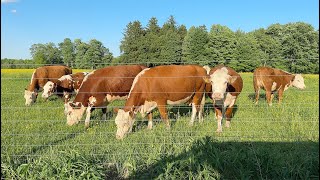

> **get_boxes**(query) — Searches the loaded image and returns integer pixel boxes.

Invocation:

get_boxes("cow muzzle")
[212,92,224,100]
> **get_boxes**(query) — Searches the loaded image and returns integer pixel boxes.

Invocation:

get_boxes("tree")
[206,25,237,66]
[120,21,145,64]
[144,17,162,66]
[30,43,62,65]
[74,39,89,68]
[158,16,186,64]
[58,38,74,67]
[230,31,263,72]
[182,25,209,65]
[30,43,48,65]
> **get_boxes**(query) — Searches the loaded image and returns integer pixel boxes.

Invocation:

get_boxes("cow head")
[292,74,306,90]
[207,67,237,100]
[115,109,135,140]
[24,89,38,106]
[42,81,56,99]
[65,102,86,126]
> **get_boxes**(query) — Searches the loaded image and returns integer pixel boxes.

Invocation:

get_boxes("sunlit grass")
[1,69,319,179]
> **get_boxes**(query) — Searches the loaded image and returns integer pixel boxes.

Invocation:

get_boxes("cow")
[65,65,147,128]
[115,65,208,140]
[253,66,306,106]
[42,72,89,103]
[205,65,243,133]
[24,65,72,106]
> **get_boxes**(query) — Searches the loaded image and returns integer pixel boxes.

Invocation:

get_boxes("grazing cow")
[24,65,72,106]
[115,65,208,139]
[42,72,89,103]
[205,65,243,133]
[253,66,306,106]
[65,65,147,128]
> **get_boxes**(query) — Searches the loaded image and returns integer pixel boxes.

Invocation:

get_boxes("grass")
[1,69,319,179]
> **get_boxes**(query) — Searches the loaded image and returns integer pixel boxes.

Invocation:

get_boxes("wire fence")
[1,63,319,171]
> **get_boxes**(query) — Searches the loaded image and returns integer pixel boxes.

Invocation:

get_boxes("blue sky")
[1,0,319,59]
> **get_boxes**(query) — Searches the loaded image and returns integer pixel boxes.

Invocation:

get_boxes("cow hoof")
[216,129,222,133]
[85,123,90,129]
[225,121,231,128]
[188,122,194,126]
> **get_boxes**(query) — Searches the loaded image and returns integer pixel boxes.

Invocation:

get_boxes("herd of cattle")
[23,64,306,139]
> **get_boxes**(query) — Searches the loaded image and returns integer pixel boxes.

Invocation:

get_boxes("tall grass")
[1,69,319,179]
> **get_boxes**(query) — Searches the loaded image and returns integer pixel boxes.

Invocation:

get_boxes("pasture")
[1,69,319,179]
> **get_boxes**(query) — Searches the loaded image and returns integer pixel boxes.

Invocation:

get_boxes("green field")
[1,69,319,179]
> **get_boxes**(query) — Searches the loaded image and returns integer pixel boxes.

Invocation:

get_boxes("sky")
[1,0,319,59]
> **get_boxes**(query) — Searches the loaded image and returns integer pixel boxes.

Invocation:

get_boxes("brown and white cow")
[65,65,147,128]
[205,65,243,133]
[24,65,72,106]
[115,65,208,139]
[253,66,306,106]
[42,72,89,103]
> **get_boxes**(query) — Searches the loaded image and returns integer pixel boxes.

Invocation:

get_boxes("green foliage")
[58,38,74,67]
[182,25,209,66]
[3,18,319,73]
[206,24,237,66]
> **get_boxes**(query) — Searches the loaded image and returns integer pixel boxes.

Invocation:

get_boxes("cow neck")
[123,94,144,113]
[27,73,39,92]
[73,92,89,107]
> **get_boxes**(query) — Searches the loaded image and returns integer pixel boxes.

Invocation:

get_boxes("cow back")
[73,65,147,105]
[128,65,208,103]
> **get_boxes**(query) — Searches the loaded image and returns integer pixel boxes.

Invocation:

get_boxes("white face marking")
[128,68,150,98]
[224,93,236,107]
[167,95,192,105]
[58,75,73,82]
[115,109,134,139]
[42,81,55,98]
[88,96,97,106]
[292,74,306,89]
[271,82,277,91]
[24,90,37,106]
[66,103,86,126]
[209,67,230,100]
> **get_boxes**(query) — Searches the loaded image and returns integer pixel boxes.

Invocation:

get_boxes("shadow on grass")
[130,136,319,179]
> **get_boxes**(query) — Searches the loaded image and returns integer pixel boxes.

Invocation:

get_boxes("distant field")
[1,69,319,179]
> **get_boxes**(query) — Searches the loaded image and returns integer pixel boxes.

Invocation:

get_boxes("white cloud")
[11,9,17,13]
[1,0,17,3]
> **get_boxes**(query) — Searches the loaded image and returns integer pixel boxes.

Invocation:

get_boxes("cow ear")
[229,76,238,84]
[113,108,119,113]
[203,76,211,83]
[69,102,75,108]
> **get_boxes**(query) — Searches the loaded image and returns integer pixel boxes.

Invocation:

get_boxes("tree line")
[1,16,319,73]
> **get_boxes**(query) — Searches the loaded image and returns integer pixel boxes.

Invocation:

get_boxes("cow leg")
[101,107,107,121]
[198,94,206,123]
[266,91,272,106]
[215,106,223,133]
[157,101,170,129]
[85,106,93,128]
[278,89,284,104]
[189,103,197,126]
[147,112,153,130]
[254,86,260,105]
[225,106,234,128]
